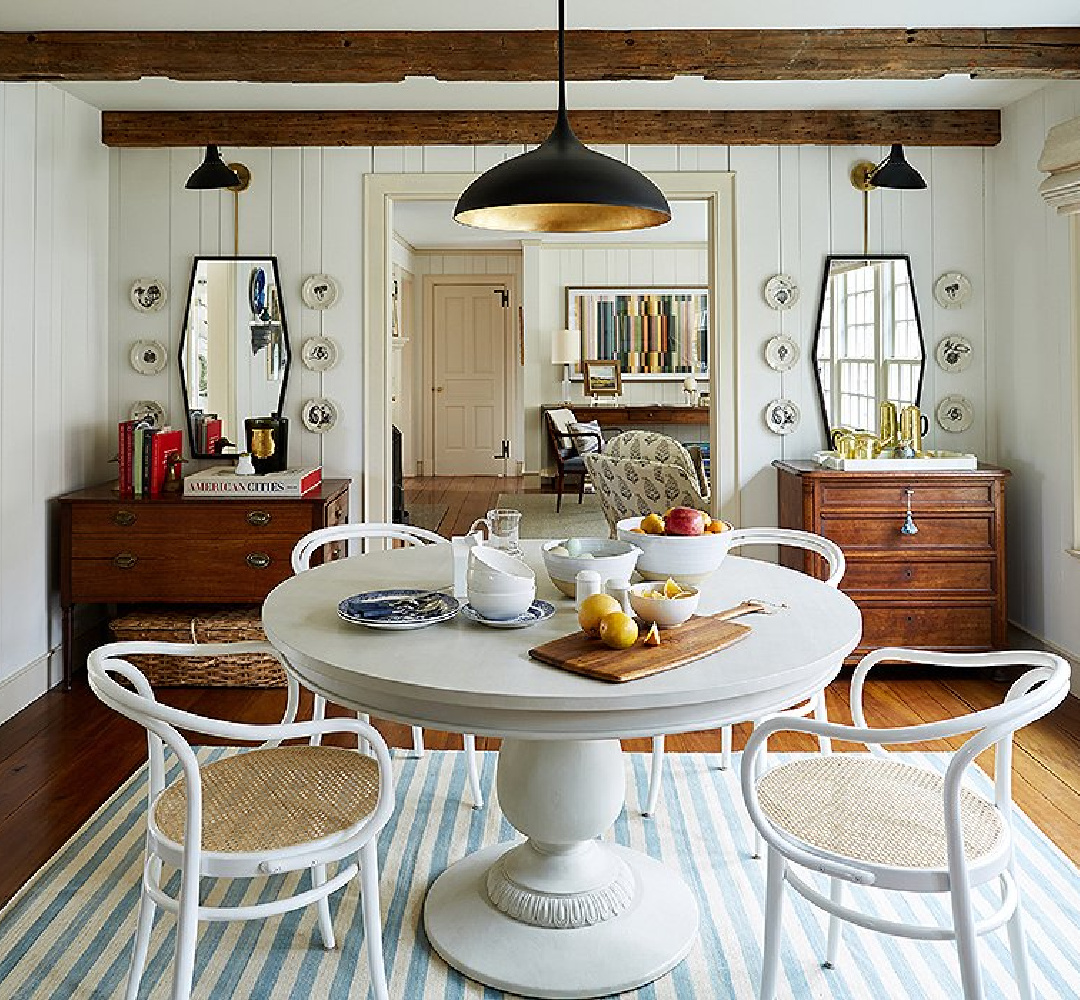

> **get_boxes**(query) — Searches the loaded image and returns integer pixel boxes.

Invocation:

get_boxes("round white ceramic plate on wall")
[129,278,168,313]
[301,336,340,372]
[935,334,974,373]
[762,274,799,310]
[129,339,168,375]
[764,398,800,434]
[764,335,799,372]
[936,395,974,433]
[301,396,340,433]
[933,272,972,309]
[129,400,167,429]
[301,274,340,310]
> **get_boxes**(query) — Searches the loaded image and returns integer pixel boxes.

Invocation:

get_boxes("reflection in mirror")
[178,256,291,458]
[812,254,924,444]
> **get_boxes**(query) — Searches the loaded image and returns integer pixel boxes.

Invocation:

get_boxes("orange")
[706,518,728,534]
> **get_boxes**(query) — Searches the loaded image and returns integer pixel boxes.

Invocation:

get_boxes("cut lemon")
[643,623,661,647]
[663,577,683,599]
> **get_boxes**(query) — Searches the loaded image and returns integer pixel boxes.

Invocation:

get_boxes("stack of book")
[117,420,183,498]
[183,465,323,498]
[189,412,224,454]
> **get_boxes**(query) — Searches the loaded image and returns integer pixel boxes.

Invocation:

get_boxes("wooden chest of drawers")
[58,479,349,687]
[774,461,1009,661]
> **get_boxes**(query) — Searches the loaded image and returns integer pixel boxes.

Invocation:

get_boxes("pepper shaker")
[605,578,632,615]
[575,569,602,611]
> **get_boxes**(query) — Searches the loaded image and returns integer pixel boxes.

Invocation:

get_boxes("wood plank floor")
[2,474,1077,909]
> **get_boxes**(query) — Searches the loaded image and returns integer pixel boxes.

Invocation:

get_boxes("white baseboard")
[1007,621,1080,698]
[0,648,61,726]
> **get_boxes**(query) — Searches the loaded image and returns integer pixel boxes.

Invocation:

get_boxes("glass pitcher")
[469,508,522,554]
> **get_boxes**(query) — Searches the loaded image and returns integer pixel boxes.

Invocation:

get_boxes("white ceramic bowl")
[616,516,734,586]
[540,538,643,599]
[628,581,700,627]
[467,547,535,593]
[468,585,536,621]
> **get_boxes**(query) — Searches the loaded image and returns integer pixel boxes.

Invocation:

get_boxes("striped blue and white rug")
[2,750,1079,999]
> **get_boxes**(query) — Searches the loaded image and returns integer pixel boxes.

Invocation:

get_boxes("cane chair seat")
[154,746,381,853]
[757,755,1004,870]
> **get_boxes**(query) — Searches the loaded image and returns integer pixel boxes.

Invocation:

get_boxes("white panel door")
[433,282,508,475]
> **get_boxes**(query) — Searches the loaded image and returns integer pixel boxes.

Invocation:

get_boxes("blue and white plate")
[338,589,459,630]
[459,600,556,629]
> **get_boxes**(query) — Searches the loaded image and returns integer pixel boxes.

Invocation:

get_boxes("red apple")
[664,507,707,536]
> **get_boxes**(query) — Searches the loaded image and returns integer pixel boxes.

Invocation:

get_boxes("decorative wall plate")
[129,399,167,429]
[764,335,799,372]
[129,278,167,313]
[764,398,800,435]
[301,335,340,372]
[763,274,799,311]
[129,339,167,375]
[935,334,974,373]
[933,272,972,309]
[301,396,340,433]
[301,274,340,310]
[936,395,974,433]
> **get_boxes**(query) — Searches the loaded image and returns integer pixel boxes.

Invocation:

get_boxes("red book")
[149,428,183,496]
[117,420,136,497]
[204,418,223,456]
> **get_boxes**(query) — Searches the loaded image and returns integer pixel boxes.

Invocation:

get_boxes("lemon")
[599,612,639,650]
[640,513,665,535]
[578,593,622,636]
[663,577,684,599]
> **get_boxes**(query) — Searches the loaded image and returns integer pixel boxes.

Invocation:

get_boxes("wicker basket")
[108,605,287,687]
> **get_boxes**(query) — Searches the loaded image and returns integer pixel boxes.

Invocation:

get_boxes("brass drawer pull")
[247,510,272,527]
[246,552,271,569]
[113,510,136,527]
[114,553,138,569]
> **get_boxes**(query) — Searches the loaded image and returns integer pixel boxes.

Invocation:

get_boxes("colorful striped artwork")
[566,287,709,377]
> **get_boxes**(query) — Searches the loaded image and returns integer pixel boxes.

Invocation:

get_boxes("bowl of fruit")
[628,578,700,628]
[541,537,643,599]
[616,507,733,586]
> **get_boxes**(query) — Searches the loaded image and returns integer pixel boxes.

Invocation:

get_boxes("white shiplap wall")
[987,81,1080,674]
[110,140,989,530]
[0,83,109,717]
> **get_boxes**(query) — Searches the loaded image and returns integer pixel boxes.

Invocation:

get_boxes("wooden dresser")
[58,479,350,687]
[774,461,1009,661]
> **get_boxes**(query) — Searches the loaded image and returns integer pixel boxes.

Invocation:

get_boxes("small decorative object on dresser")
[762,274,799,310]
[244,415,289,473]
[129,277,167,313]
[582,360,622,398]
[774,460,1009,661]
[301,273,340,310]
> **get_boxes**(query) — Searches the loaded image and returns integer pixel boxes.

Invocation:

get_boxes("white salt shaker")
[575,569,602,611]
[605,578,632,615]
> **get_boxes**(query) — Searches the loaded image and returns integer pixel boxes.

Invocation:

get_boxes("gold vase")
[878,401,899,451]
[900,404,925,454]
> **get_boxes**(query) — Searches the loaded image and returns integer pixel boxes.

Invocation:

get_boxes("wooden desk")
[57,479,349,688]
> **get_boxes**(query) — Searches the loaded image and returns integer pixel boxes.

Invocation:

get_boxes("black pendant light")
[185,145,242,190]
[867,144,926,190]
[454,0,671,233]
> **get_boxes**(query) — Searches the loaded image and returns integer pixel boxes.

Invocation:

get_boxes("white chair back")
[292,521,447,574]
[726,526,845,587]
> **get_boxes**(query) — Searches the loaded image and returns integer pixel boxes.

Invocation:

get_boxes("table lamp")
[551,329,581,403]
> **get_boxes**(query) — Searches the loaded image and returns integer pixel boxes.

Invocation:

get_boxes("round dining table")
[262,539,861,999]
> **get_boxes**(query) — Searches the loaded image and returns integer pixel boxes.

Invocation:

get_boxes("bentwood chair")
[644,528,845,827]
[291,522,484,808]
[88,641,395,1000]
[741,647,1070,1000]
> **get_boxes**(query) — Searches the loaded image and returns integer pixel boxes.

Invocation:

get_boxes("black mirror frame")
[810,253,926,448]
[177,255,292,459]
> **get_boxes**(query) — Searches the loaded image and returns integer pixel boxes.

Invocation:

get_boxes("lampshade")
[869,144,927,191]
[454,0,671,233]
[551,329,581,365]
[185,146,242,190]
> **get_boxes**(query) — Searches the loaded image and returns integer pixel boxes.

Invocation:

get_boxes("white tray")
[813,450,978,471]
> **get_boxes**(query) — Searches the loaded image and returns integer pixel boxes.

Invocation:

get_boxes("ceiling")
[5,2,1077,113]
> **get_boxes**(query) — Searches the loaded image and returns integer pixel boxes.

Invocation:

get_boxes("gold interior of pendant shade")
[455,203,672,233]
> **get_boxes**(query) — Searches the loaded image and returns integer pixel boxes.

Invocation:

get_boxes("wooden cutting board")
[529,615,751,683]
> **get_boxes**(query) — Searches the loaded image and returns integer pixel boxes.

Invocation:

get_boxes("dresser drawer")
[823,514,994,551]
[859,604,995,651]
[819,482,994,511]
[69,501,316,539]
[842,558,995,595]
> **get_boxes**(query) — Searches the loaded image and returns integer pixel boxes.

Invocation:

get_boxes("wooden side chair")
[741,647,1070,1000]
[88,640,396,1000]
[544,407,600,512]
[291,522,484,809]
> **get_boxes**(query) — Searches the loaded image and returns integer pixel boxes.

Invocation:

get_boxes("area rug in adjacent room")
[496,492,609,539]
[3,750,1080,999]
[404,503,448,535]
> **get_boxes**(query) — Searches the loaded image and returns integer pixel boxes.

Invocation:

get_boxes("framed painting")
[565,286,709,379]
[582,360,622,397]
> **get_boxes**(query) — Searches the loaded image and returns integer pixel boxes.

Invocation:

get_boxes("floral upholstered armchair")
[583,432,710,536]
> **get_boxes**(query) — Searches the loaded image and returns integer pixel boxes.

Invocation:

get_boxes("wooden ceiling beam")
[101,109,1001,148]
[4,28,1080,83]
